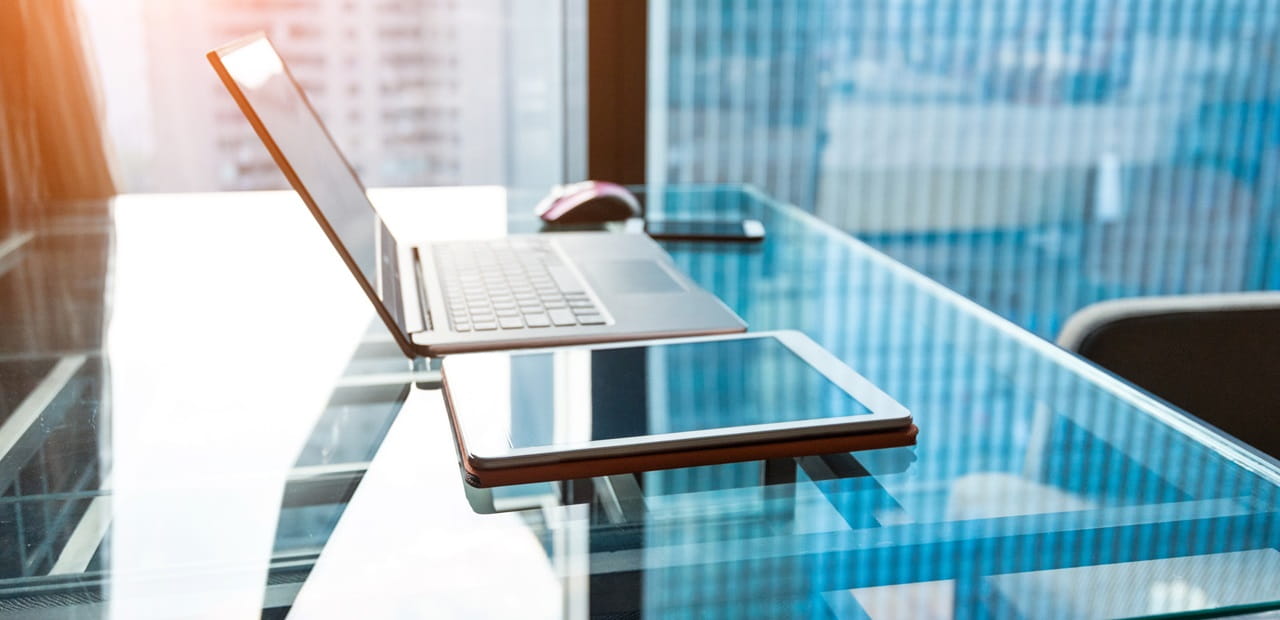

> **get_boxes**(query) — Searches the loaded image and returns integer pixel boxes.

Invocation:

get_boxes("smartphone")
[644,219,765,242]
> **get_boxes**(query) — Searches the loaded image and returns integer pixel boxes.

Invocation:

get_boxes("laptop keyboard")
[433,239,607,332]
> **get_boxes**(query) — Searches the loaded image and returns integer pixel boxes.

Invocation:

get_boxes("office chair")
[1058,292,1280,459]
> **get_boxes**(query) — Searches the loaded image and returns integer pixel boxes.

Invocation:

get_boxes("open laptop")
[207,34,745,357]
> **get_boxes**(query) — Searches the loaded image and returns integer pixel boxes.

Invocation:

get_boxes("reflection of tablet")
[441,331,915,487]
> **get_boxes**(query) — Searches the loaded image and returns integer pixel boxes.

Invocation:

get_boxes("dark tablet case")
[445,393,919,487]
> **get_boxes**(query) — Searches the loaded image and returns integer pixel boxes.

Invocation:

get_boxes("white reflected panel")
[289,390,564,618]
[554,349,594,447]
[106,192,373,618]
[987,549,1280,618]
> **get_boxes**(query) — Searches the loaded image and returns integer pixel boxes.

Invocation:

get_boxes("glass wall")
[651,0,1280,337]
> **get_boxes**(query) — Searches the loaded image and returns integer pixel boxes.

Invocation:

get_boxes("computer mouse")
[535,181,641,223]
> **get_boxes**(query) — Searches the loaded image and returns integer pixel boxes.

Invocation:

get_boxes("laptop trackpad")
[582,260,685,294]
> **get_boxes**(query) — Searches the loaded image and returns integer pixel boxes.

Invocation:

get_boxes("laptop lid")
[207,33,418,357]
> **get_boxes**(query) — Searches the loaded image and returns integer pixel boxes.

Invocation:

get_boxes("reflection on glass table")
[301,186,1279,619]
[449,333,896,450]
[0,200,420,616]
[1,187,1278,618]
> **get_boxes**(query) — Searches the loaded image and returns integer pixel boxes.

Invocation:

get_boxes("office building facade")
[138,0,504,192]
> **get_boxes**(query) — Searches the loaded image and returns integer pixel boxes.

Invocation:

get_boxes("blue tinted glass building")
[655,0,1280,337]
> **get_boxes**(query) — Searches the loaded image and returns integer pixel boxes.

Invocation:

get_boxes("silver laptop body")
[208,34,745,357]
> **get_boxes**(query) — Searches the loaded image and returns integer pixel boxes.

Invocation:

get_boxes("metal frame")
[586,0,648,184]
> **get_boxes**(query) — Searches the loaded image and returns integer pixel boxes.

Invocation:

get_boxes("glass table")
[1,185,1277,618]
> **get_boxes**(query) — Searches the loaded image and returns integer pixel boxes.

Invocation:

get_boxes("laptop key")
[548,309,577,326]
[436,239,615,333]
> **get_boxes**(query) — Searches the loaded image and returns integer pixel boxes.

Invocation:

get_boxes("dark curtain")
[0,0,116,233]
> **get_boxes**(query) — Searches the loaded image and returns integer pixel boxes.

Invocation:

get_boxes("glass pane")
[651,1,1280,337]
[78,0,571,193]
[1,183,1277,617]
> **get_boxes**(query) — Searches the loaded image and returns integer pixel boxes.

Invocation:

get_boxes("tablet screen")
[456,335,877,453]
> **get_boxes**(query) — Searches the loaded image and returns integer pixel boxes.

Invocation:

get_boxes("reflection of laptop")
[207,34,745,357]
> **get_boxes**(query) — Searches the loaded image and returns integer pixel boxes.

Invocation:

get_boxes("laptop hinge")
[408,247,433,334]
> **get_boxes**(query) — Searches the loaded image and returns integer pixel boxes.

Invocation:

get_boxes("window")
[78,0,578,193]
[651,1,1280,334]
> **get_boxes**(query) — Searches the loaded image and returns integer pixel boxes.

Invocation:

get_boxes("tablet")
[440,331,914,486]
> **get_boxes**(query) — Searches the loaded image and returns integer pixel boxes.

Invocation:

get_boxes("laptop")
[207,34,746,357]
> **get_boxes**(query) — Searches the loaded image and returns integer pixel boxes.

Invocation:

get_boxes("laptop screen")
[209,35,409,347]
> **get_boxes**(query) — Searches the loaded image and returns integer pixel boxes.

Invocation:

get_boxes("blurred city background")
[80,0,1280,339]
[78,0,568,192]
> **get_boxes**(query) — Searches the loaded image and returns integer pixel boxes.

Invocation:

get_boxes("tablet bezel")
[440,330,912,470]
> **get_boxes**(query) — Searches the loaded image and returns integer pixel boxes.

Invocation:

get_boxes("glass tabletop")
[0,186,1277,618]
